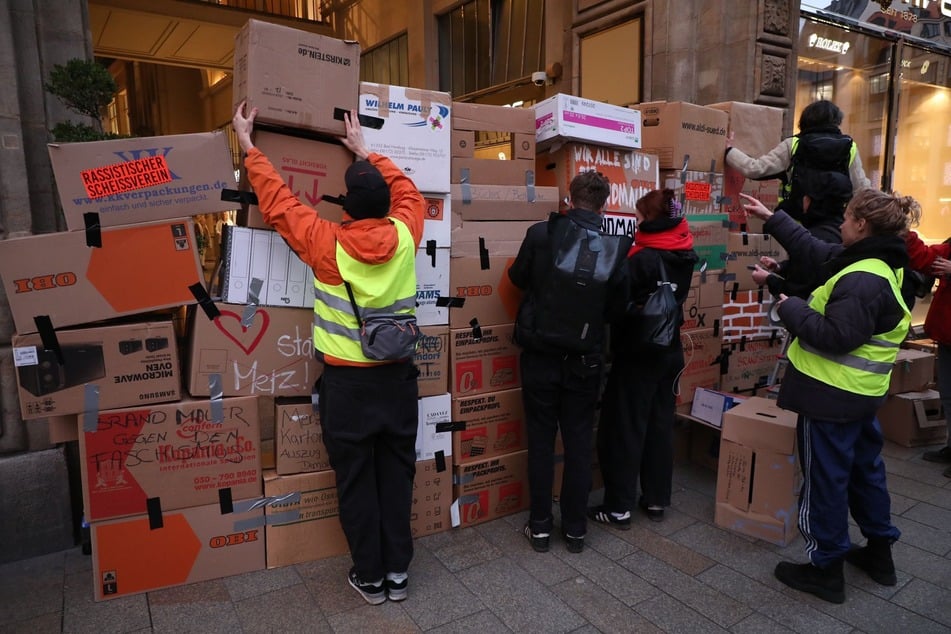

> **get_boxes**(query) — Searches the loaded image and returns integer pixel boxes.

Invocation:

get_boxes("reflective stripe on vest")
[312,219,417,362]
[786,258,910,397]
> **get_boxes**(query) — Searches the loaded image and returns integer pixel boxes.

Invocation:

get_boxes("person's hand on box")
[740,192,773,221]
[341,110,370,160]
[232,100,257,153]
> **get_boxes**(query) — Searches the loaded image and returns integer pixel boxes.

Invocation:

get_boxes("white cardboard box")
[421,193,451,248]
[416,393,452,462]
[416,246,450,326]
[690,388,748,429]
[535,94,642,150]
[359,82,451,193]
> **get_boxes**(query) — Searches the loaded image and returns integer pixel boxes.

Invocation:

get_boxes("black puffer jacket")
[770,211,910,422]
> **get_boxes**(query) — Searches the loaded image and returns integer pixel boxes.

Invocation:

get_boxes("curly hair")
[569,170,611,212]
[635,188,680,222]
[847,188,921,236]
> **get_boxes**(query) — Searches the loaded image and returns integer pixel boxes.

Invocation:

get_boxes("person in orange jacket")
[232,102,426,605]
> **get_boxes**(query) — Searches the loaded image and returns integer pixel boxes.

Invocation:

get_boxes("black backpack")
[628,250,680,347]
[778,132,854,222]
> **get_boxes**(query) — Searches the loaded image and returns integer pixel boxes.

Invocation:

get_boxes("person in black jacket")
[508,171,631,555]
[742,189,921,604]
[589,188,698,528]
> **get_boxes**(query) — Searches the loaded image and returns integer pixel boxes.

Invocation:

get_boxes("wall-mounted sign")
[802,1,951,52]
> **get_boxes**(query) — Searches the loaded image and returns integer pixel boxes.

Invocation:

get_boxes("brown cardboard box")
[633,102,729,171]
[889,349,935,395]
[449,183,559,221]
[723,233,787,292]
[878,390,947,447]
[0,219,204,334]
[685,214,730,271]
[450,217,536,259]
[238,129,351,228]
[12,320,180,421]
[682,269,725,331]
[719,336,784,394]
[452,102,535,134]
[451,158,538,187]
[274,398,329,475]
[451,450,528,528]
[185,302,322,398]
[706,101,785,159]
[677,328,723,406]
[714,397,799,545]
[263,469,349,568]
[48,132,237,231]
[535,142,658,214]
[412,458,452,538]
[660,170,725,216]
[416,326,450,398]
[720,166,777,233]
[450,323,520,397]
[450,102,536,185]
[79,396,262,522]
[233,19,360,136]
[451,129,475,158]
[452,388,526,462]
[48,415,78,444]
[447,256,521,329]
[689,419,721,471]
[91,498,265,600]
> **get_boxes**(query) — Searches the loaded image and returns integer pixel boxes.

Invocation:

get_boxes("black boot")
[845,537,897,586]
[774,560,845,604]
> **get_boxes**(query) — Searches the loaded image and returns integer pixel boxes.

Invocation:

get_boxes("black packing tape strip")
[742,233,749,246]
[740,335,747,351]
[718,348,732,374]
[757,287,764,304]
[770,329,779,345]
[730,283,739,301]
[470,318,482,341]
[332,108,384,129]
[221,189,259,206]
[84,213,102,248]
[190,283,220,320]
[219,488,234,514]
[426,239,437,266]
[322,194,345,207]
[436,296,465,308]
[479,237,490,270]
[434,450,446,472]
[435,421,467,433]
[147,497,163,530]
[34,316,63,365]
[713,318,720,337]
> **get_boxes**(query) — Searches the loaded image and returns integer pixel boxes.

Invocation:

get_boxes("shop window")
[869,73,888,95]
[361,33,409,86]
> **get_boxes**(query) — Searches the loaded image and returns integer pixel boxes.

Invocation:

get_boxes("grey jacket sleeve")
[849,150,872,192]
[725,138,793,179]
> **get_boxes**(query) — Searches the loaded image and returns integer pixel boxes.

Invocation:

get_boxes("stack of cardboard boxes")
[878,348,943,447]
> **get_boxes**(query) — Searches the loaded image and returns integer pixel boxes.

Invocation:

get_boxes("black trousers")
[597,342,683,512]
[521,350,602,537]
[318,361,419,580]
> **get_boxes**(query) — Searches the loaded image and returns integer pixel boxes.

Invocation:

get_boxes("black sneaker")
[923,446,951,463]
[587,505,631,530]
[774,560,845,604]
[385,572,408,602]
[563,533,585,554]
[348,567,385,605]
[524,523,550,553]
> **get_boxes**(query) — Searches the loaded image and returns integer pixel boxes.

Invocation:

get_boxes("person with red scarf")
[590,188,697,527]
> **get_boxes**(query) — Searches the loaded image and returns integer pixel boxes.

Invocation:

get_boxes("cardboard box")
[889,348,935,395]
[412,458,452,538]
[274,398,329,475]
[238,129,351,229]
[686,214,730,271]
[634,101,729,171]
[263,469,349,568]
[450,216,537,259]
[720,166,777,233]
[422,194,451,248]
[451,450,528,528]
[677,327,723,406]
[359,82,451,193]
[878,390,948,447]
[48,132,236,231]
[79,396,262,522]
[690,388,748,429]
[535,142,658,214]
[417,393,452,462]
[534,93,642,150]
[450,183,560,221]
[714,396,799,545]
[452,388,526,462]
[661,170,724,216]
[233,19,360,136]
[416,246,450,326]
[48,415,78,444]
[219,225,316,308]
[186,302,322,398]
[416,325,450,398]
[91,498,266,600]
[451,102,535,134]
[682,269,725,331]
[451,323,520,396]
[450,102,536,186]
[0,219,204,334]
[719,336,784,394]
[723,232,787,292]
[706,101,785,160]
[448,256,521,329]
[12,320,180,421]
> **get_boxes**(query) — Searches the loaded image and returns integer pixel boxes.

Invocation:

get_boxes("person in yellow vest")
[232,102,425,605]
[742,189,921,604]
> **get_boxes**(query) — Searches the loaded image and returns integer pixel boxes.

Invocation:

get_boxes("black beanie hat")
[343,160,390,219]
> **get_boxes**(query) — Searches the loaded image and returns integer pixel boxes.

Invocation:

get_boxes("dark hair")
[635,188,679,222]
[847,189,921,237]
[569,171,611,212]
[798,100,844,131]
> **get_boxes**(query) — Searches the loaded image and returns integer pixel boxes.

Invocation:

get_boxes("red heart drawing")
[213,309,270,355]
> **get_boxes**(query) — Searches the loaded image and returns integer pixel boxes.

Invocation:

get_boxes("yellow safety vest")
[786,258,909,397]
[313,219,417,363]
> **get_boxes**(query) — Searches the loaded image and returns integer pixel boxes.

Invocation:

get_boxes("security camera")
[531,71,547,87]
